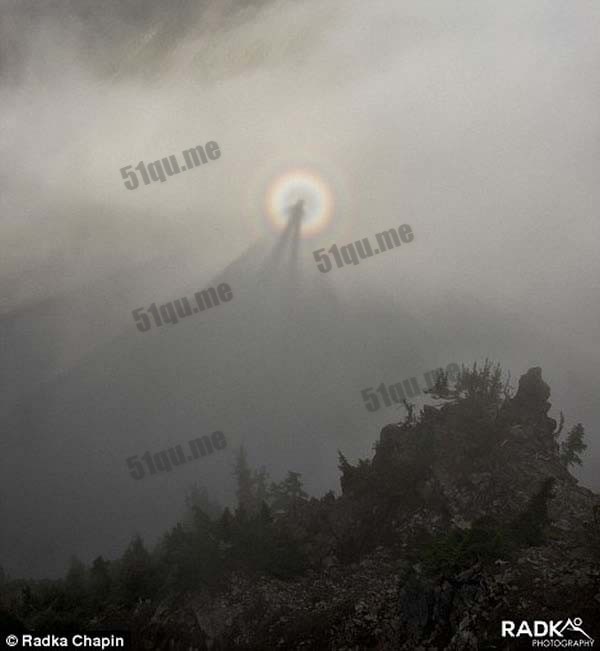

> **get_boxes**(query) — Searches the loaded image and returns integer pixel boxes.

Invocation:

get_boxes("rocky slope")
[91,366,600,650]
[5,367,596,649]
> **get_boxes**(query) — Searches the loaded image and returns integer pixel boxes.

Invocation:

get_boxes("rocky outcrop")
[508,366,553,426]
[96,368,600,649]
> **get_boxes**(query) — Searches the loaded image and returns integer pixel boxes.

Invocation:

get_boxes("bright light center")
[265,169,334,238]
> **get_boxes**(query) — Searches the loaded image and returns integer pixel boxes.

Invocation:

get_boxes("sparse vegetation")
[421,520,511,575]
[426,359,511,408]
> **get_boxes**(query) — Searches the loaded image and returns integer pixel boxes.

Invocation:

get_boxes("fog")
[1,0,599,578]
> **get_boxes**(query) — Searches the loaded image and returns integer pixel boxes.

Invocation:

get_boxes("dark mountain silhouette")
[2,364,598,649]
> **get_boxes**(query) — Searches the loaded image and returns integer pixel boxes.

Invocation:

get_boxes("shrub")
[422,520,511,575]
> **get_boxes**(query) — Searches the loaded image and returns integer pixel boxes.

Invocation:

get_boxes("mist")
[1,0,599,578]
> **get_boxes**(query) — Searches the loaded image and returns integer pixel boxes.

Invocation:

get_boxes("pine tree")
[254,466,270,508]
[89,556,111,605]
[269,481,285,512]
[20,585,36,616]
[118,534,154,603]
[270,472,308,513]
[429,369,450,398]
[158,524,187,589]
[454,359,505,404]
[184,483,222,524]
[185,506,221,588]
[258,501,273,526]
[65,555,87,603]
[283,472,308,502]
[233,446,257,515]
[560,423,587,468]
[219,507,234,541]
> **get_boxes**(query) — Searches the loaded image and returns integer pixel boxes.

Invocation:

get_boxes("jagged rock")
[506,366,557,434]
[513,367,551,409]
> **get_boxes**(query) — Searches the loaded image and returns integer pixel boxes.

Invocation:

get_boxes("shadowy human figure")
[287,198,305,224]
[287,199,304,285]
[259,198,306,280]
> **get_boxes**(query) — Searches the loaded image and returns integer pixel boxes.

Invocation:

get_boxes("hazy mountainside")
[2,365,599,649]
[1,228,559,579]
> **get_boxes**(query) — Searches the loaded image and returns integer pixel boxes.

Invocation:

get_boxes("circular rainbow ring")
[265,168,334,238]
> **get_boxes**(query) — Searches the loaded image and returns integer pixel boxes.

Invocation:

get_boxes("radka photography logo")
[501,617,594,647]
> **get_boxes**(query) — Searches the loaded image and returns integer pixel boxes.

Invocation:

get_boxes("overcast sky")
[1,0,599,578]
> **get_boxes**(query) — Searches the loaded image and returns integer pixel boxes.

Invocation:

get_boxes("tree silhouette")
[65,555,87,605]
[254,466,270,509]
[89,556,111,605]
[560,423,587,468]
[270,471,308,514]
[233,446,257,515]
[184,482,222,522]
[117,535,154,603]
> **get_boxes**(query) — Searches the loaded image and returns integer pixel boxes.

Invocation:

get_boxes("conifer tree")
[65,555,87,602]
[270,471,308,513]
[219,507,234,541]
[254,466,270,508]
[118,534,154,603]
[233,446,257,514]
[282,471,308,502]
[184,483,221,523]
[89,556,111,605]
[560,423,587,468]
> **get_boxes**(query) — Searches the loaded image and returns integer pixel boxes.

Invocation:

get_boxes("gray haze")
[1,0,599,578]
